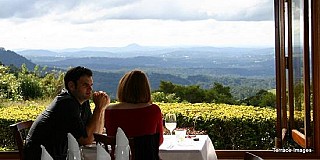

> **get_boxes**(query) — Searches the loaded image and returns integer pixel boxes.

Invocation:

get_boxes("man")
[24,66,109,160]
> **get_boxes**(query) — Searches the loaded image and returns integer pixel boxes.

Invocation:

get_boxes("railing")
[1,150,319,160]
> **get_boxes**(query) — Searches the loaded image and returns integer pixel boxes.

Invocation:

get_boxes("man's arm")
[98,109,105,133]
[78,91,109,145]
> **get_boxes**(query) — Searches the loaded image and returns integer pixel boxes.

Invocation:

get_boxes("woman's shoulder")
[106,102,140,110]
[106,103,160,111]
[149,103,162,112]
[150,103,160,108]
[106,103,120,110]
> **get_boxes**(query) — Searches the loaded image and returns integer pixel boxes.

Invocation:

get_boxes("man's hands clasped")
[93,91,110,110]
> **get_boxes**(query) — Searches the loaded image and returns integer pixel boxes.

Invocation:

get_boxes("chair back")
[10,120,33,160]
[93,133,160,160]
[244,152,264,160]
[132,133,160,160]
[93,133,115,159]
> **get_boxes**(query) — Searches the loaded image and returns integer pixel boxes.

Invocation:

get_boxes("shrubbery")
[152,92,180,103]
[156,81,276,107]
[0,63,284,151]
[157,81,236,104]
[0,65,21,100]
[0,64,64,101]
[0,100,48,151]
[160,103,281,149]
[0,102,304,151]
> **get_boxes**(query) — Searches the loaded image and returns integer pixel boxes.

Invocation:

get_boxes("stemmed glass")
[165,113,177,135]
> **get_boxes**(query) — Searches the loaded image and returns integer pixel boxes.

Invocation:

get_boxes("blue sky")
[0,0,275,50]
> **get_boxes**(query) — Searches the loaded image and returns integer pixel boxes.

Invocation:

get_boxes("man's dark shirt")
[24,89,92,160]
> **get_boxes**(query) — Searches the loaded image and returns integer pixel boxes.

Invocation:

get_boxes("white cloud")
[0,0,275,50]
[0,0,273,21]
[64,0,274,22]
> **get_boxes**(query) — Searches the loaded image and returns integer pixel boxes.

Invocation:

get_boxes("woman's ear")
[68,81,75,91]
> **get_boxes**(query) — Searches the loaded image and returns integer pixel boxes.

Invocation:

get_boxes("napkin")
[67,133,81,160]
[40,145,53,160]
[115,127,130,160]
[97,143,111,160]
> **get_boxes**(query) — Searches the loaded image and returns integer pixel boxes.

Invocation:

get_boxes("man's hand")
[79,91,110,145]
[92,91,110,110]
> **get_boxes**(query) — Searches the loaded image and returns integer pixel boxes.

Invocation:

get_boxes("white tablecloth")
[82,135,217,160]
[159,135,217,160]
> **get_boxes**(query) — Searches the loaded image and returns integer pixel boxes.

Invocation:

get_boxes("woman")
[105,69,163,145]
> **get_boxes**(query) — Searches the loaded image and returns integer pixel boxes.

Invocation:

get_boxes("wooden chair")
[93,132,160,160]
[10,120,33,160]
[244,152,264,160]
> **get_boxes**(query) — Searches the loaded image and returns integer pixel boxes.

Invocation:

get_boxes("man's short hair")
[64,66,93,91]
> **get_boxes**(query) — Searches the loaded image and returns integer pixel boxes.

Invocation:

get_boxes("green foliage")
[159,103,303,150]
[293,81,304,111]
[0,65,21,100]
[205,82,235,104]
[18,65,43,100]
[0,64,64,101]
[0,101,304,150]
[0,100,47,151]
[152,92,180,103]
[157,81,236,104]
[40,70,64,98]
[175,85,206,103]
[241,89,276,108]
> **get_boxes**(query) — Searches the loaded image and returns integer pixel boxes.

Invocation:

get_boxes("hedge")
[0,101,303,151]
[159,103,304,149]
[0,101,44,151]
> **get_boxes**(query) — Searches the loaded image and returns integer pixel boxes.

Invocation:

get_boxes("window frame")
[287,0,313,148]
[214,0,320,158]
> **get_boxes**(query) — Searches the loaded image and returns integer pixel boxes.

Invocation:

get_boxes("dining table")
[159,135,217,160]
[82,134,218,160]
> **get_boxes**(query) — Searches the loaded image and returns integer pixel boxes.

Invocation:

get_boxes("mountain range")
[16,44,275,77]
[0,45,276,99]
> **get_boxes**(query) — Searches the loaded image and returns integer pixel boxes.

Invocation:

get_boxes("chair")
[244,152,264,160]
[93,133,160,160]
[10,120,33,160]
[93,133,118,160]
[133,133,160,160]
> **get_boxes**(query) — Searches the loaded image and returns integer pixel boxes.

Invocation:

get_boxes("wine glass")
[165,113,177,135]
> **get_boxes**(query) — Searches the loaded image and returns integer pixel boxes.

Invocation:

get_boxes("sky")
[0,0,275,50]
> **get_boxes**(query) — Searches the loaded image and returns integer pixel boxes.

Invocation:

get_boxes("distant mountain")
[31,54,275,77]
[3,46,276,99]
[0,48,36,70]
[15,45,275,77]
[0,48,204,98]
[17,49,57,57]
[17,45,274,59]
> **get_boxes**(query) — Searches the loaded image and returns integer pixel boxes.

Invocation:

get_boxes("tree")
[151,92,180,103]
[157,81,235,104]
[0,65,21,100]
[158,81,175,93]
[0,64,65,100]
[18,64,43,100]
[175,85,206,103]
[241,89,276,107]
[205,82,235,104]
